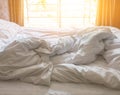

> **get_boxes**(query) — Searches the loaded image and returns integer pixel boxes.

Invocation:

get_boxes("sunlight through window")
[24,0,97,28]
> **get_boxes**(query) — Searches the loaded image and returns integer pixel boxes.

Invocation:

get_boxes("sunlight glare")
[24,0,97,28]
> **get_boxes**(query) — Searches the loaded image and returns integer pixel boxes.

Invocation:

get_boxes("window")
[24,0,97,28]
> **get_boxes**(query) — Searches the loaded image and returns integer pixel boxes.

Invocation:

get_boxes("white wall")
[0,0,9,20]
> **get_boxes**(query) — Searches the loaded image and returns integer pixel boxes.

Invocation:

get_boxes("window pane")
[27,5,57,18]
[61,18,95,27]
[28,0,57,5]
[25,18,58,28]
[24,0,58,27]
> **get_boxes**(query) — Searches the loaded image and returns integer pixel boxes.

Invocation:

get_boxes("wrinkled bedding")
[0,19,120,89]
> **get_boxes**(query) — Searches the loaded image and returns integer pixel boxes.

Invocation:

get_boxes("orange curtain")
[96,0,120,28]
[8,0,24,26]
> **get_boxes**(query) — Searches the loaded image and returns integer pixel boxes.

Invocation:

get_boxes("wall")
[0,0,9,20]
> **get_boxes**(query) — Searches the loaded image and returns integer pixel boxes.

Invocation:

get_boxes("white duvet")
[0,19,120,89]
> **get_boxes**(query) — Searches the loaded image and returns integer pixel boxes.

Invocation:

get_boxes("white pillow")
[0,19,23,38]
[0,19,23,51]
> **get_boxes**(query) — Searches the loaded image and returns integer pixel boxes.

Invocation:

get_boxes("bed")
[0,19,120,95]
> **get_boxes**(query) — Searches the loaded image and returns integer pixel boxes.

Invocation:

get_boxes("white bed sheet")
[0,80,120,95]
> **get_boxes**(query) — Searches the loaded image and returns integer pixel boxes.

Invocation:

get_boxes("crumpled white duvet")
[0,19,120,89]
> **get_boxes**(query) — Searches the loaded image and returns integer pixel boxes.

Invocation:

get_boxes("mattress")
[0,80,120,95]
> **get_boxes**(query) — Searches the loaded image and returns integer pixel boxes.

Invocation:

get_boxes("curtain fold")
[8,0,24,26]
[96,0,120,28]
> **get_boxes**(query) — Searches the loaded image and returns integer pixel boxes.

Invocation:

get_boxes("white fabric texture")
[0,80,120,95]
[0,19,120,89]
[104,39,120,70]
